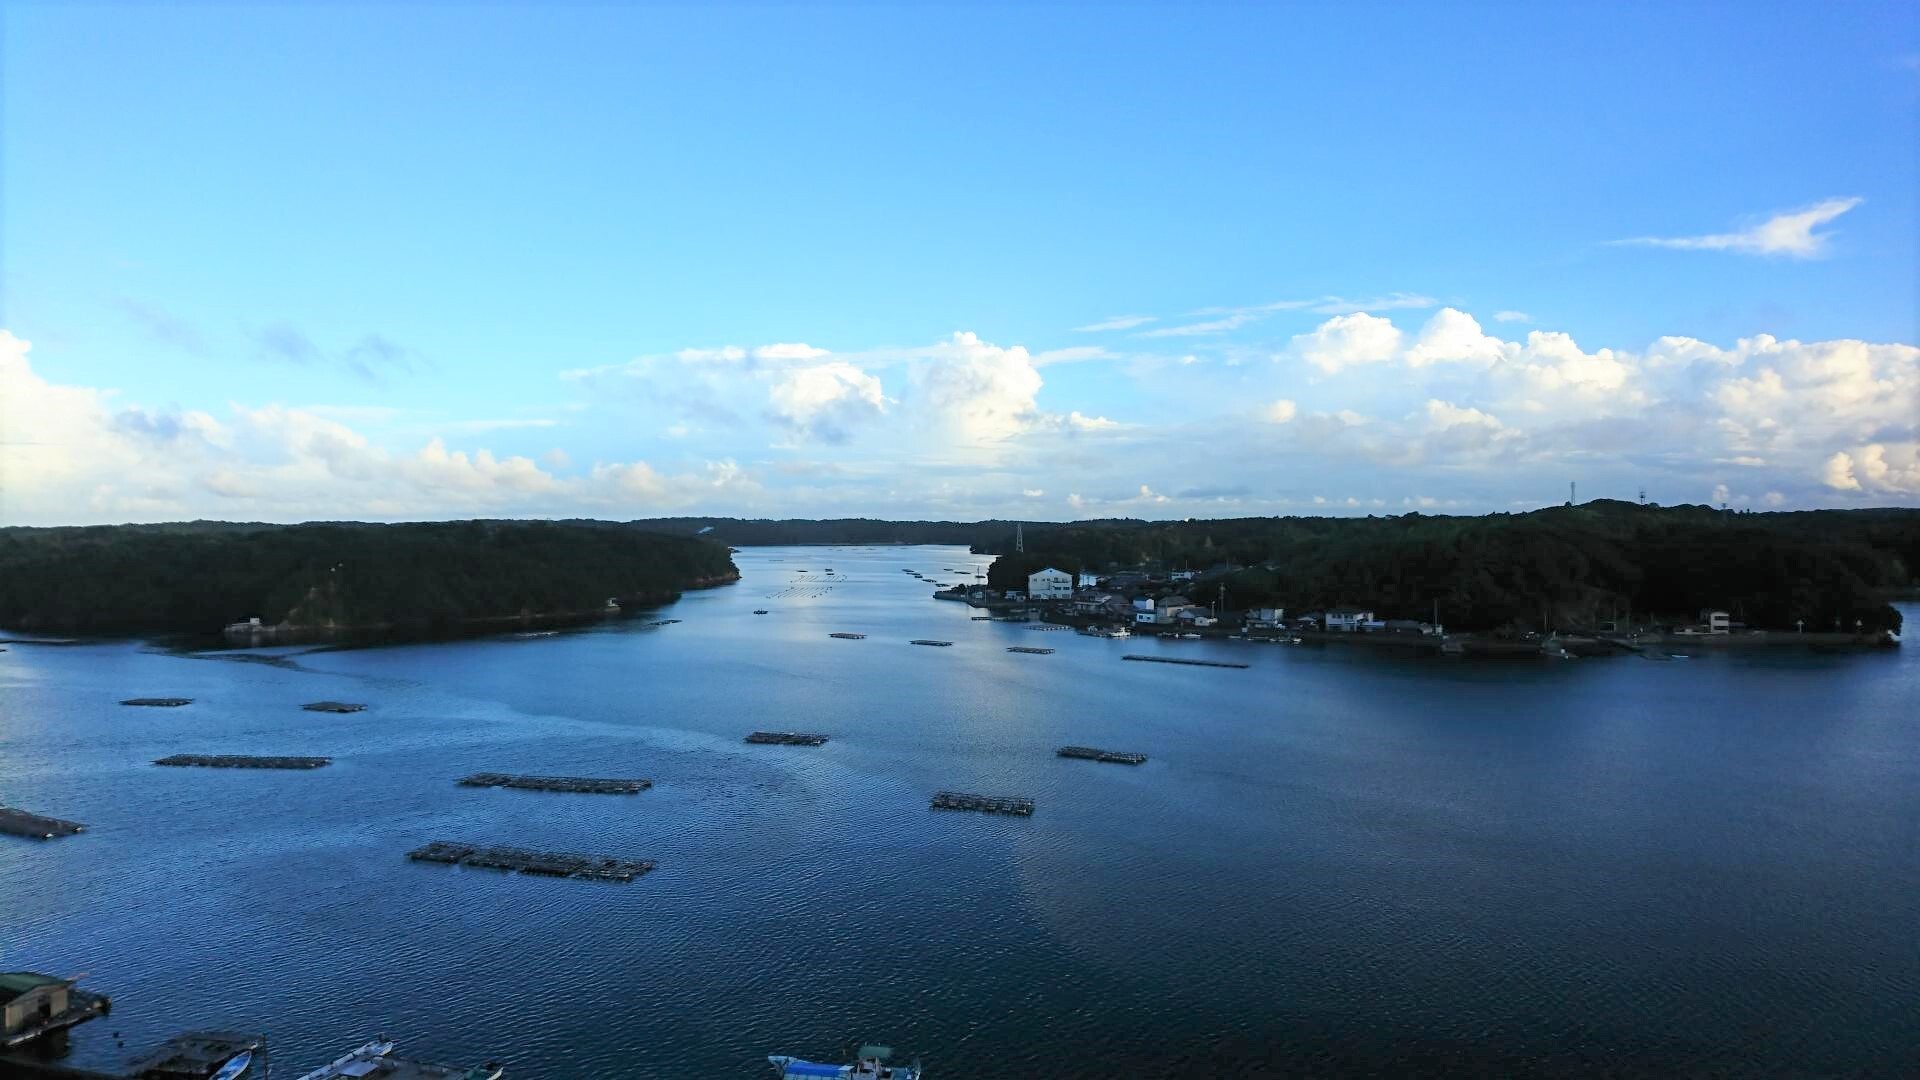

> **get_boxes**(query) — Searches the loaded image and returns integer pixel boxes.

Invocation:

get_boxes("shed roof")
[0,972,68,998]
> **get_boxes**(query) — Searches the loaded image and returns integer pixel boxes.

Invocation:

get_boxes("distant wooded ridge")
[630,505,1918,633]
[0,520,738,634]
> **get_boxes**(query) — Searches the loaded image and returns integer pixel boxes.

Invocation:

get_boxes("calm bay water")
[3,545,1917,1077]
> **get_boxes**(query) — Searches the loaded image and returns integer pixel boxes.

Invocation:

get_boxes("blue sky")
[2,2,1916,524]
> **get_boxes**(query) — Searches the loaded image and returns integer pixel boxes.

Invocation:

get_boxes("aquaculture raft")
[745,731,829,746]
[931,791,1034,816]
[303,700,366,713]
[155,754,331,769]
[1121,654,1250,669]
[1057,745,1147,765]
[1007,646,1055,655]
[122,697,193,707]
[458,772,651,794]
[406,841,655,882]
[0,806,86,839]
[910,639,954,647]
[829,632,867,639]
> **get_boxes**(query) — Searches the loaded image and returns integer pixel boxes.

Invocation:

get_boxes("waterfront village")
[926,563,1892,657]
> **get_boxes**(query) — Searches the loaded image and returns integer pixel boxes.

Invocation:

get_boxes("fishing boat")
[768,1044,920,1078]
[209,1050,253,1080]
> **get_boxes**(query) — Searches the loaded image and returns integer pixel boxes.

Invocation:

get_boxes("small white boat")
[209,1050,254,1080]
[769,1044,920,1079]
[295,1039,397,1080]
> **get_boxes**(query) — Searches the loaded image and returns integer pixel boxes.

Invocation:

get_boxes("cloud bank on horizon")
[4,305,1914,525]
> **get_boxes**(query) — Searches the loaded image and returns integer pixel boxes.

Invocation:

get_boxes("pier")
[829,632,866,639]
[124,1031,266,1078]
[302,701,366,713]
[1122,654,1250,669]
[121,697,192,707]
[458,772,651,794]
[745,731,829,745]
[1058,745,1148,765]
[1007,646,1055,654]
[0,806,87,839]
[154,754,331,769]
[931,791,1035,816]
[407,841,655,882]
[910,639,953,646]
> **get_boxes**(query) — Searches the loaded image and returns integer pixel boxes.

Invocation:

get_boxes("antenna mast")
[1015,523,1024,554]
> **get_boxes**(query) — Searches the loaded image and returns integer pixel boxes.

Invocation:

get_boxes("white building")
[1027,567,1074,601]
[1702,609,1730,634]
[1324,607,1374,632]
[1246,607,1287,628]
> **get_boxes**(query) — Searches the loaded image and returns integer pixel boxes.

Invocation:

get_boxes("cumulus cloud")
[1290,312,1405,372]
[767,361,887,442]
[1614,197,1864,258]
[910,332,1046,443]
[1141,293,1435,338]
[1263,399,1298,424]
[0,331,757,524]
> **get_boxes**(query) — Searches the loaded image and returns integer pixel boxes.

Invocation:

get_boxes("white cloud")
[1494,311,1531,323]
[1403,308,1507,368]
[911,332,1046,443]
[0,330,761,524]
[767,361,888,442]
[1073,315,1156,332]
[1614,197,1864,258]
[1263,399,1298,424]
[1289,312,1405,372]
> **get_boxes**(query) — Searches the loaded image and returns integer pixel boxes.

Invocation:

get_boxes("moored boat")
[769,1043,920,1078]
[209,1050,253,1080]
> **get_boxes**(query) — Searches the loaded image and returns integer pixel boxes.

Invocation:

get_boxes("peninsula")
[0,520,738,636]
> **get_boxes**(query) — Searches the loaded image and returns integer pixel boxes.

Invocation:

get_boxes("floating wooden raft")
[407,841,654,882]
[154,754,331,769]
[829,632,867,639]
[122,697,192,707]
[302,700,366,713]
[1121,655,1250,669]
[1058,745,1148,765]
[745,731,829,746]
[931,791,1034,816]
[910,639,954,647]
[1007,646,1055,655]
[0,806,86,840]
[459,772,651,794]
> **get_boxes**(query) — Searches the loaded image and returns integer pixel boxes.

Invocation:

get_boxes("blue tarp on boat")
[778,1064,846,1078]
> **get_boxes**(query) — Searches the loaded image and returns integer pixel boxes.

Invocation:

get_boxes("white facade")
[1703,610,1730,634]
[1324,609,1374,632]
[1027,567,1074,601]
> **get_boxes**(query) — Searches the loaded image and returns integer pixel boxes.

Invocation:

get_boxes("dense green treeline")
[626,516,1095,548]
[0,520,738,634]
[973,503,1915,633]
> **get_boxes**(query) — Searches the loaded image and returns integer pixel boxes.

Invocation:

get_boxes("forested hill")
[974,503,1917,634]
[626,517,1103,547]
[0,520,739,634]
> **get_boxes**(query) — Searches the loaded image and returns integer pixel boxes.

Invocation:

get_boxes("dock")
[931,791,1034,816]
[745,731,829,745]
[302,701,366,713]
[154,754,331,769]
[121,697,192,707]
[1058,745,1148,765]
[124,1031,267,1077]
[406,840,654,882]
[829,632,866,639]
[910,639,953,647]
[458,772,651,794]
[1122,654,1250,669]
[1007,646,1055,654]
[0,806,87,839]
